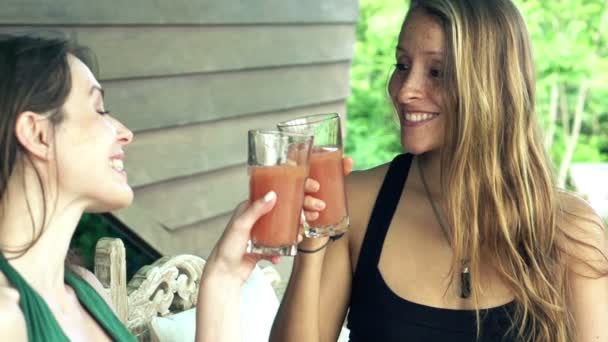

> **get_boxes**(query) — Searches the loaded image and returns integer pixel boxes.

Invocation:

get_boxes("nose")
[396,69,424,104]
[113,117,134,145]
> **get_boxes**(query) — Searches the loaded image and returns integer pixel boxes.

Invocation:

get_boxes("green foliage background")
[345,0,608,171]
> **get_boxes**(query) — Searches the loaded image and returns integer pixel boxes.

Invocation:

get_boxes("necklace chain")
[418,159,450,243]
[417,158,471,299]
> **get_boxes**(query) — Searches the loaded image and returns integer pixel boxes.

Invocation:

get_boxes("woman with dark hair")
[0,33,327,341]
[271,1,608,341]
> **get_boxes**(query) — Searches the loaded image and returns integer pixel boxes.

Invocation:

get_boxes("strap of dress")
[353,153,413,279]
[0,253,136,341]
[65,271,137,341]
[0,254,69,341]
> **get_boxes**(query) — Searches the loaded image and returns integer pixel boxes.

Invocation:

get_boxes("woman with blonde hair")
[271,0,608,341]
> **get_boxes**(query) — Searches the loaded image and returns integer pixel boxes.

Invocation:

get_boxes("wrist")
[297,232,345,254]
[200,263,243,291]
[298,236,329,251]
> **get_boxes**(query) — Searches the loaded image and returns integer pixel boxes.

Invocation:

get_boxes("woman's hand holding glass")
[299,157,354,251]
[202,156,353,283]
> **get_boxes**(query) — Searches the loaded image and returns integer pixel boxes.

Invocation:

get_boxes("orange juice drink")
[277,113,349,238]
[308,147,347,227]
[247,129,312,255]
[249,164,307,248]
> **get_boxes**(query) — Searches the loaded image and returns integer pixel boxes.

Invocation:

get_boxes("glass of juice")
[247,129,313,256]
[277,113,349,238]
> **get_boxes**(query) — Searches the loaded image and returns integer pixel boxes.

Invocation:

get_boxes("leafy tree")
[345,0,409,170]
[517,0,608,186]
[346,0,608,183]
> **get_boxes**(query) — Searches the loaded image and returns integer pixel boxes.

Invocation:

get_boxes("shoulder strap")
[353,153,413,277]
[0,254,136,342]
[66,271,137,342]
[0,254,69,342]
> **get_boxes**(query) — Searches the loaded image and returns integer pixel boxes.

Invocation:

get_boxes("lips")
[405,112,439,122]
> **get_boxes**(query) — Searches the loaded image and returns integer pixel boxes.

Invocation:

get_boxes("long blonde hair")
[407,0,605,340]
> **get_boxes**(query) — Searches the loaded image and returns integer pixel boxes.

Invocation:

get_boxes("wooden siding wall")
[0,0,358,257]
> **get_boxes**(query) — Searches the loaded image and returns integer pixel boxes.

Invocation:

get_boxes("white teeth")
[111,159,124,172]
[405,112,437,122]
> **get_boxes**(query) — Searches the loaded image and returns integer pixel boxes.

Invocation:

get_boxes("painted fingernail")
[315,200,325,210]
[264,191,276,202]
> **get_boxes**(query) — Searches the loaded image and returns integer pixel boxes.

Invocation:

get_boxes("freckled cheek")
[430,91,445,112]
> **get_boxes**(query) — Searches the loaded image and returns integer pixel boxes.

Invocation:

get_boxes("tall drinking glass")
[277,113,349,238]
[247,129,313,256]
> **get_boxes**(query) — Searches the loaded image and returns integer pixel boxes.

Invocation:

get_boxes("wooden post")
[95,237,128,323]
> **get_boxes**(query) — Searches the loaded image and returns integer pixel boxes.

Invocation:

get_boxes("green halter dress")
[0,254,136,341]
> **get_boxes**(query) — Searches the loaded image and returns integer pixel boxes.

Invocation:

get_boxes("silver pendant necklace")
[418,159,471,299]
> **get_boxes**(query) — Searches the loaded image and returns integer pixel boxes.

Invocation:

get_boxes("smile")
[404,112,439,123]
[110,158,124,172]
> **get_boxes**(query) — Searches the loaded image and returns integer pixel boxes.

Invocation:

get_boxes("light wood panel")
[1,0,358,25]
[114,204,232,257]
[133,164,248,229]
[0,25,356,80]
[164,213,233,257]
[126,101,346,187]
[104,62,352,132]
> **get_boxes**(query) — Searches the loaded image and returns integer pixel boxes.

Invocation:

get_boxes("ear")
[14,111,54,161]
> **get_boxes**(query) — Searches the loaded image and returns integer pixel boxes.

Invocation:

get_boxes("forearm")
[271,240,327,342]
[195,272,242,342]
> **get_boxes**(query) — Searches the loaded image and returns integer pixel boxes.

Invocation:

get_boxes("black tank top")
[346,154,518,341]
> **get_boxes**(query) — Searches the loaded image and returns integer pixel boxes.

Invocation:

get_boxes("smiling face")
[53,55,134,212]
[389,7,447,155]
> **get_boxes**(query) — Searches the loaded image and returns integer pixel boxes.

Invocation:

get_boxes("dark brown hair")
[0,33,96,257]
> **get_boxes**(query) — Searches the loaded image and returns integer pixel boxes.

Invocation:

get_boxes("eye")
[97,110,111,116]
[430,68,443,78]
[395,63,410,72]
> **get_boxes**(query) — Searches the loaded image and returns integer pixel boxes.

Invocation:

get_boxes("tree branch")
[545,80,560,150]
[559,83,570,137]
[558,80,589,188]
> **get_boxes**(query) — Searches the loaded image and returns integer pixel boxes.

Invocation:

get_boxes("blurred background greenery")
[72,0,608,276]
[346,0,607,176]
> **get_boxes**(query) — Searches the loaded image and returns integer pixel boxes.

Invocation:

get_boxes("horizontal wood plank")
[112,203,174,255]
[126,101,346,187]
[114,203,231,257]
[0,25,356,80]
[165,213,233,257]
[0,0,358,25]
[133,164,248,229]
[104,62,352,132]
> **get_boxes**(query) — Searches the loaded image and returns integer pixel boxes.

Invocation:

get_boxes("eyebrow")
[90,85,105,98]
[396,46,444,56]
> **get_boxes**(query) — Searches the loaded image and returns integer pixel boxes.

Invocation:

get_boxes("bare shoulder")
[345,161,392,265]
[556,191,606,243]
[0,285,27,341]
[346,162,391,217]
[69,265,115,310]
[346,162,391,197]
[556,191,608,275]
